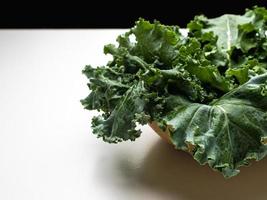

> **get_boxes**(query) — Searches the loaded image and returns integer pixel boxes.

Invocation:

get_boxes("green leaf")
[131,18,182,66]
[236,7,267,61]
[162,73,267,178]
[91,81,147,143]
[175,38,233,92]
[225,66,249,84]
[81,65,131,113]
[188,14,250,51]
[203,15,250,51]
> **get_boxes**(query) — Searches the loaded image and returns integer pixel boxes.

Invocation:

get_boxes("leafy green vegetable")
[81,6,267,178]
[162,73,267,177]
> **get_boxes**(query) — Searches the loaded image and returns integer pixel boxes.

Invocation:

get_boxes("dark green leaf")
[162,73,267,178]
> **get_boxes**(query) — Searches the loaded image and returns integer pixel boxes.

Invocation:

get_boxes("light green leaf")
[202,15,250,51]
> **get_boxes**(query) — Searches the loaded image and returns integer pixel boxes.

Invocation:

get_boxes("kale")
[81,6,267,178]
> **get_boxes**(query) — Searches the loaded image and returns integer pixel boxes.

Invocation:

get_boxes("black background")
[1,1,267,28]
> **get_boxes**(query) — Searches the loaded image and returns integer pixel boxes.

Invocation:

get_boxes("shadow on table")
[118,139,267,200]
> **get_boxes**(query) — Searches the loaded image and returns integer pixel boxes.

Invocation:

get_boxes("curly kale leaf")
[160,73,267,178]
[131,18,182,66]
[90,81,148,143]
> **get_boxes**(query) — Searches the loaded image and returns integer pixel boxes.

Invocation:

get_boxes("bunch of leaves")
[81,6,267,178]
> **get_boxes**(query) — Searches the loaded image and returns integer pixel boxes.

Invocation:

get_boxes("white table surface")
[0,29,267,200]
